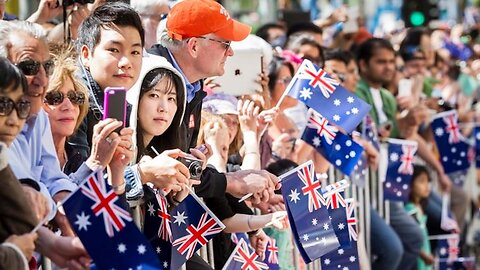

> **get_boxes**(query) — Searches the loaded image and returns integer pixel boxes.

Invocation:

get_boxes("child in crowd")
[405,164,435,270]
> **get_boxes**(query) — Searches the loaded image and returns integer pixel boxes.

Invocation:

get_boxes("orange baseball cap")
[166,0,251,41]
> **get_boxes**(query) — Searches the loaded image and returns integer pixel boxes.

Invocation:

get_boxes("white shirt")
[369,87,388,124]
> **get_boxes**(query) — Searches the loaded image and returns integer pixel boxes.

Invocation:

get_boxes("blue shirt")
[9,109,93,219]
[168,50,202,103]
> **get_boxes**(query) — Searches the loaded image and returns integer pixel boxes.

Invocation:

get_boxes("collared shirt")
[167,50,202,103]
[9,109,92,220]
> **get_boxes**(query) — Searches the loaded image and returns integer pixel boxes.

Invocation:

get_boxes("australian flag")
[431,110,471,174]
[384,138,418,201]
[362,114,380,151]
[63,171,162,270]
[230,233,280,270]
[320,198,359,270]
[286,59,371,133]
[301,109,364,175]
[223,238,269,270]
[321,180,351,248]
[435,234,460,263]
[170,192,225,270]
[280,160,339,263]
[142,188,174,269]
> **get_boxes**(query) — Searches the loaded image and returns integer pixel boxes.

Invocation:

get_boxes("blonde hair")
[47,45,89,132]
[197,110,227,146]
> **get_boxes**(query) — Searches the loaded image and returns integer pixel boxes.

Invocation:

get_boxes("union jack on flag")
[322,180,349,210]
[443,113,463,144]
[170,192,225,269]
[156,193,172,241]
[266,238,279,265]
[286,59,371,133]
[223,238,269,270]
[398,144,417,175]
[345,199,358,241]
[306,110,338,145]
[80,172,132,237]
[297,60,340,98]
[297,161,325,212]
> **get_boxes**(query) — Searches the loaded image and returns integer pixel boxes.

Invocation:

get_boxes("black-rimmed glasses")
[15,59,54,76]
[0,96,31,119]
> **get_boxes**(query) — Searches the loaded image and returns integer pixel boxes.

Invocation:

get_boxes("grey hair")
[130,0,169,15]
[0,20,47,59]
[158,29,188,51]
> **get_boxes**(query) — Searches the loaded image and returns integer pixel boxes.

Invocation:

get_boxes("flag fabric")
[438,257,476,270]
[475,126,480,168]
[170,192,225,270]
[320,240,360,270]
[301,109,364,175]
[280,160,340,263]
[230,232,249,245]
[265,237,280,270]
[320,197,360,270]
[142,188,174,269]
[321,180,351,248]
[362,114,380,151]
[345,198,358,242]
[286,59,371,133]
[63,171,162,270]
[435,234,460,263]
[384,138,418,201]
[431,110,471,174]
[349,155,368,188]
[222,238,269,270]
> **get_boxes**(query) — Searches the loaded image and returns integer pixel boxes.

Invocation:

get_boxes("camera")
[57,0,94,7]
[178,155,204,180]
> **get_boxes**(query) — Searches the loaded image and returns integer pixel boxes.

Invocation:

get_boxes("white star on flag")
[333,114,341,122]
[312,218,318,226]
[312,136,321,147]
[347,96,355,103]
[163,261,169,268]
[351,107,359,114]
[302,234,309,241]
[117,243,126,253]
[338,223,345,230]
[289,189,301,203]
[333,99,341,106]
[75,212,91,231]
[324,259,331,265]
[299,87,313,100]
[147,202,155,216]
[323,223,330,230]
[390,153,399,162]
[173,211,188,226]
[321,237,327,245]
[350,256,356,262]
[435,128,444,137]
[137,244,146,255]
[338,249,344,255]
[156,247,161,254]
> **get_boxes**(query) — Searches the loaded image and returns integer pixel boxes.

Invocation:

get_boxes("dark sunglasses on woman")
[15,58,55,76]
[44,90,86,106]
[0,96,31,119]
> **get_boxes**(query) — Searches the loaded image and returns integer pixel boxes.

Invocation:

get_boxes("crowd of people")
[0,0,479,269]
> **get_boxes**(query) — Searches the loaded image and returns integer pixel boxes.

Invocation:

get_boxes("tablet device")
[212,48,263,96]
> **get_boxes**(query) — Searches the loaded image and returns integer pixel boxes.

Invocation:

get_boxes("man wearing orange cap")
[144,0,281,268]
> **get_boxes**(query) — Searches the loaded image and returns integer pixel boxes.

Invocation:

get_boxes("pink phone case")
[103,87,127,125]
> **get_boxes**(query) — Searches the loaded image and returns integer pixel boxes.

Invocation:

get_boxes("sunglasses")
[44,90,86,106]
[16,59,54,76]
[0,96,31,119]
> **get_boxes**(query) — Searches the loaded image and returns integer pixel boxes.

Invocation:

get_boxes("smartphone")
[398,78,412,97]
[103,87,127,130]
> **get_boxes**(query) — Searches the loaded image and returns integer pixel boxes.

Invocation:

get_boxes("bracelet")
[112,181,126,193]
[244,151,259,156]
